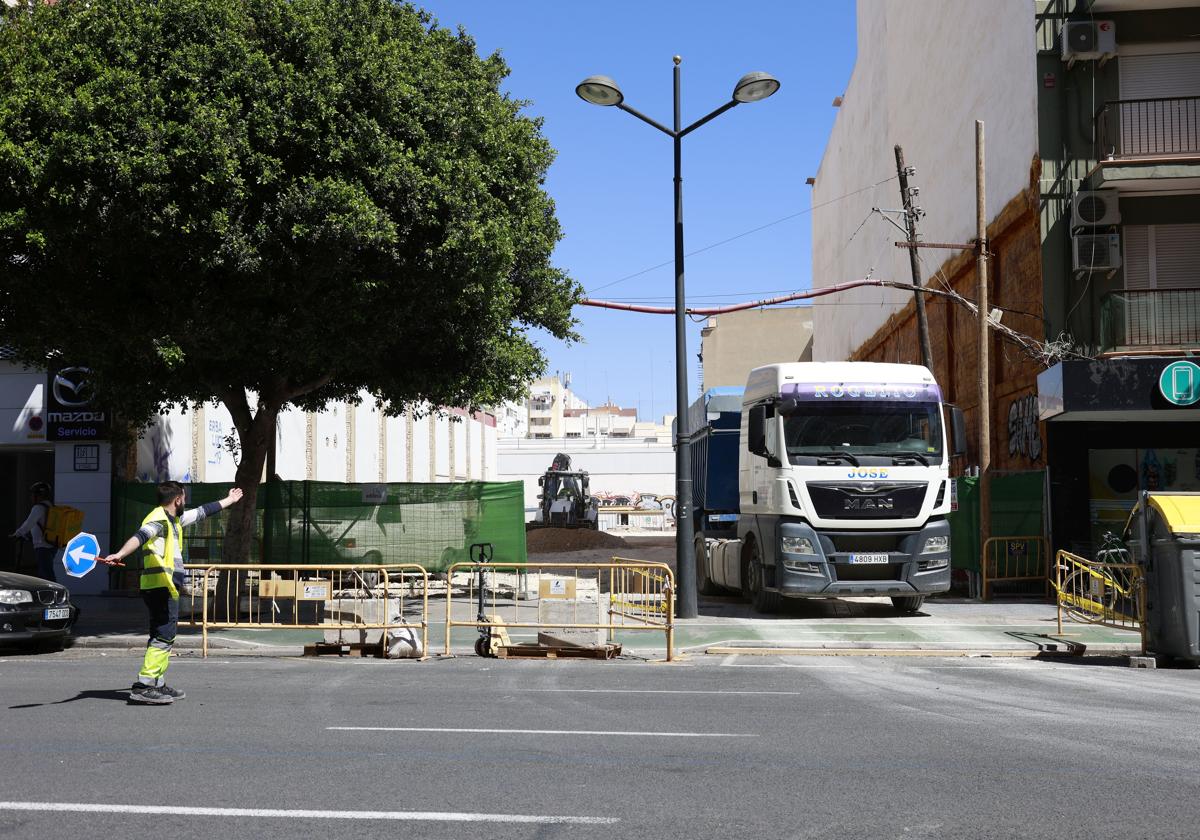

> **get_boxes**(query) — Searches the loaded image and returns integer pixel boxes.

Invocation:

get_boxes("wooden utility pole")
[975,120,991,588]
[895,145,934,371]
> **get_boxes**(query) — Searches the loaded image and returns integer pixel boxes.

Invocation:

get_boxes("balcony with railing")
[1100,288,1200,353]
[1096,96,1200,159]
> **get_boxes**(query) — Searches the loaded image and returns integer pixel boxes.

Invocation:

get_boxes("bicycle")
[1057,531,1140,625]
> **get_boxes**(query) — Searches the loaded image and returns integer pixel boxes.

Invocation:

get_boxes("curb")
[703,644,1142,658]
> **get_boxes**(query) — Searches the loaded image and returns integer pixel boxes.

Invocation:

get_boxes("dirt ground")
[526,528,676,572]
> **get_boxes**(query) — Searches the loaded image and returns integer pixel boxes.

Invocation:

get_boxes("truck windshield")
[783,401,943,462]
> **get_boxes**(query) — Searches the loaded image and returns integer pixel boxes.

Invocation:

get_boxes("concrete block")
[537,589,604,648]
[322,597,423,658]
[1129,655,1157,669]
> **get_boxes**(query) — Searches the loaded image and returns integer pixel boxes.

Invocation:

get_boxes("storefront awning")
[1038,358,1200,422]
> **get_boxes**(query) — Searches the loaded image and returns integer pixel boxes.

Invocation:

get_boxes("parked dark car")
[0,570,78,652]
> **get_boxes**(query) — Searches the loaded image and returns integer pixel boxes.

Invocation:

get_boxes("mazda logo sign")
[52,367,94,408]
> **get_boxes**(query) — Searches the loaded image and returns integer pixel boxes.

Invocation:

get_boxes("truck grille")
[806,482,928,520]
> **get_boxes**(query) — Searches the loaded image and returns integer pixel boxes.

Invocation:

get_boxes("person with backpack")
[100,481,242,705]
[9,482,57,582]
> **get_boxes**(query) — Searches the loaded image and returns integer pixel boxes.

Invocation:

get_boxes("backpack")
[38,502,85,548]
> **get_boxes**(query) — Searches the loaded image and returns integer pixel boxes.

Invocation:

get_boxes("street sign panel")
[62,531,101,579]
[1159,361,1200,407]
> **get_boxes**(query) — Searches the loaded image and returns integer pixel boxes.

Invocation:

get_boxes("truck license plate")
[44,607,70,620]
[849,553,889,565]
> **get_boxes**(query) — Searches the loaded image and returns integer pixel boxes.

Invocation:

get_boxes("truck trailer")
[693,362,966,613]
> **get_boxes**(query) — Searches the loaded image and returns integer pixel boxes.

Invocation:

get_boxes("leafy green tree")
[0,0,578,559]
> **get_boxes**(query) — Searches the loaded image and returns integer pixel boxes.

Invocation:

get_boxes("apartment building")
[812,0,1200,555]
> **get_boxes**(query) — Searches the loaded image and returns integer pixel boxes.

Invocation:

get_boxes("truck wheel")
[695,536,720,597]
[744,542,781,614]
[890,595,925,613]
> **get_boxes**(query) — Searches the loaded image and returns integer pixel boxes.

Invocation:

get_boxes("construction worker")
[101,481,242,705]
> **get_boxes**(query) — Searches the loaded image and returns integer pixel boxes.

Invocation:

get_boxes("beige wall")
[699,307,813,391]
[811,0,1037,361]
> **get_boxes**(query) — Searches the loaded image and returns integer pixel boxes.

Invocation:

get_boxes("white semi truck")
[695,362,966,613]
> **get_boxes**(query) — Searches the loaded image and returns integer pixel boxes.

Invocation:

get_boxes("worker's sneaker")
[157,684,186,700]
[128,683,174,705]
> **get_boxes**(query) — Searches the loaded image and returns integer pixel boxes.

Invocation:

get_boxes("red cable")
[580,278,895,315]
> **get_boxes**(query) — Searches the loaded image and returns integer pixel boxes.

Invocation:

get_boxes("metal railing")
[1052,550,1146,652]
[181,563,429,659]
[1100,288,1200,352]
[982,536,1050,601]
[1097,96,1200,158]
[443,558,675,661]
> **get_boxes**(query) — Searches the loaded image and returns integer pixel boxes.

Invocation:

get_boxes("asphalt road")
[1,650,1197,839]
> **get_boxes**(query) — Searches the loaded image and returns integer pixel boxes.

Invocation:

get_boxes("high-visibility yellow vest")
[140,506,180,598]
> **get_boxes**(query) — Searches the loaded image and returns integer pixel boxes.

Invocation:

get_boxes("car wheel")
[890,595,925,613]
[744,542,781,614]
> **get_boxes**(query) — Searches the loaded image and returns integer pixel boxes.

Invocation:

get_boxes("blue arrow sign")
[62,531,101,579]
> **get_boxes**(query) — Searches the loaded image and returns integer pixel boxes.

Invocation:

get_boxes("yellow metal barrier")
[1052,549,1146,652]
[982,536,1050,601]
[443,558,675,661]
[180,563,429,659]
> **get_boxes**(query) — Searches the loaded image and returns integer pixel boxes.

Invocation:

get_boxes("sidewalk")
[65,593,1143,658]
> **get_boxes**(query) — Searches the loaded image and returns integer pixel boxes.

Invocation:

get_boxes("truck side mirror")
[947,405,967,458]
[748,405,767,457]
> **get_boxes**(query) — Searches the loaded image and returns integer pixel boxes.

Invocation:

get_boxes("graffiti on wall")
[1007,394,1043,462]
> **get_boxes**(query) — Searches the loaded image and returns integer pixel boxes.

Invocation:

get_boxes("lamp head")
[733,71,780,103]
[576,75,624,106]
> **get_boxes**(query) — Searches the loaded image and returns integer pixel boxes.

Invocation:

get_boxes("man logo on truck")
[844,497,894,511]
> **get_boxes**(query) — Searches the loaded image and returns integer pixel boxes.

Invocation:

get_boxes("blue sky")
[418,1,858,421]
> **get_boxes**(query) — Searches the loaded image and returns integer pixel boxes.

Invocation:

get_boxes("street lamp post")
[577,58,779,619]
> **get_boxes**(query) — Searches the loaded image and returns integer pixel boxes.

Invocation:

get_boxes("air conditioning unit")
[1072,190,1121,228]
[1062,20,1117,62]
[1072,232,1121,272]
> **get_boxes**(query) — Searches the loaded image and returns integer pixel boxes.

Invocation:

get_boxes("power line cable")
[584,174,899,295]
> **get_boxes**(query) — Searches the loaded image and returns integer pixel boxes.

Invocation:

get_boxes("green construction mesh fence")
[948,471,1046,573]
[110,480,527,583]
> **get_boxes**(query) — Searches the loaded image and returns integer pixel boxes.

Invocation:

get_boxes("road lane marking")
[0,802,616,825]
[515,688,816,696]
[327,726,757,738]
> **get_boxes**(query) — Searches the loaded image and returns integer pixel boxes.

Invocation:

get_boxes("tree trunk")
[223,406,276,563]
[213,402,276,622]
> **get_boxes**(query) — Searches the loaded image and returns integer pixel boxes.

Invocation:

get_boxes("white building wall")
[0,363,45,445]
[53,440,112,595]
[410,413,431,482]
[811,0,1037,361]
[134,398,499,487]
[385,413,408,482]
[434,414,450,480]
[275,406,308,480]
[497,437,676,516]
[354,396,379,483]
[453,417,467,479]
[313,405,345,481]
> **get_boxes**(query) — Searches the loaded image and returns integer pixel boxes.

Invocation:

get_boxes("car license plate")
[44,607,70,620]
[849,553,889,565]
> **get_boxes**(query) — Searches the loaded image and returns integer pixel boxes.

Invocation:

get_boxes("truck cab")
[698,361,965,613]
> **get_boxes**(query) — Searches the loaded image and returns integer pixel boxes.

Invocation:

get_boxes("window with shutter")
[1117,50,1200,156]
[1119,224,1200,347]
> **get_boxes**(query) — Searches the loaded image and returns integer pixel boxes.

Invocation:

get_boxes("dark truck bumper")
[774,520,951,597]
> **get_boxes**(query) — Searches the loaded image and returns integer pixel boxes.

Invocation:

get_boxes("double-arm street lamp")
[576,57,780,619]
